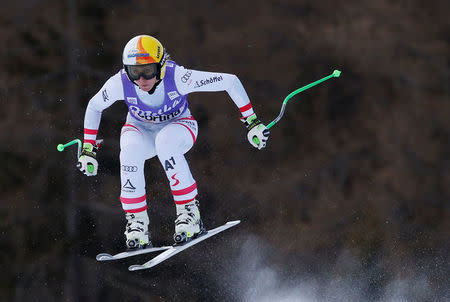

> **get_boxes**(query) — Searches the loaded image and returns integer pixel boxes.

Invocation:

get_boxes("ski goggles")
[125,63,159,81]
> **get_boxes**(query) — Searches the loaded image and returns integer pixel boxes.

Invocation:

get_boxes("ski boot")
[124,211,152,249]
[173,199,206,244]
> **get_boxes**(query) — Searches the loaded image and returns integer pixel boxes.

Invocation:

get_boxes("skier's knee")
[120,144,144,161]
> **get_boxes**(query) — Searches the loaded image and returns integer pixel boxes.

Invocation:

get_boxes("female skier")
[77,35,270,249]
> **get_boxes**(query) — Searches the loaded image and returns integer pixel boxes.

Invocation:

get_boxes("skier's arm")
[175,66,255,117]
[78,72,124,176]
[175,66,270,149]
[83,73,123,143]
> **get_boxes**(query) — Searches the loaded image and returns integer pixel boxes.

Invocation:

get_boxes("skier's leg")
[154,117,204,243]
[120,123,156,249]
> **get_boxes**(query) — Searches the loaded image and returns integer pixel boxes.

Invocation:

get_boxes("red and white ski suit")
[83,62,255,213]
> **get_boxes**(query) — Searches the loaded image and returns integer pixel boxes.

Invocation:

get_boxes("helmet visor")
[125,63,158,81]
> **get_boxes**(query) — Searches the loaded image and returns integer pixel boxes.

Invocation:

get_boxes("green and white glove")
[77,142,99,176]
[241,114,270,150]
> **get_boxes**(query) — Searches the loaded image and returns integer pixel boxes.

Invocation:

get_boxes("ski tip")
[96,253,112,261]
[129,264,144,271]
[226,220,241,225]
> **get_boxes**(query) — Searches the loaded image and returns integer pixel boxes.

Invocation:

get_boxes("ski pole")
[252,69,341,145]
[57,138,82,160]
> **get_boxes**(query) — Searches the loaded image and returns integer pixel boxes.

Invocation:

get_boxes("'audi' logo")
[122,165,138,172]
[181,70,192,83]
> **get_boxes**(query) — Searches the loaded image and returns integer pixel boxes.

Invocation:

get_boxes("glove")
[241,114,270,150]
[77,142,100,176]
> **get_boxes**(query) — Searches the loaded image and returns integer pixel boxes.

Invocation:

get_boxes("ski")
[96,245,172,261]
[128,220,240,271]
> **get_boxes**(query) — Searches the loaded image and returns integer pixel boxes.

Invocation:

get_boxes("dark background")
[1,0,449,301]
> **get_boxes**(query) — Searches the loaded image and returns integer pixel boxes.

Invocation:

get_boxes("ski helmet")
[122,35,167,81]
